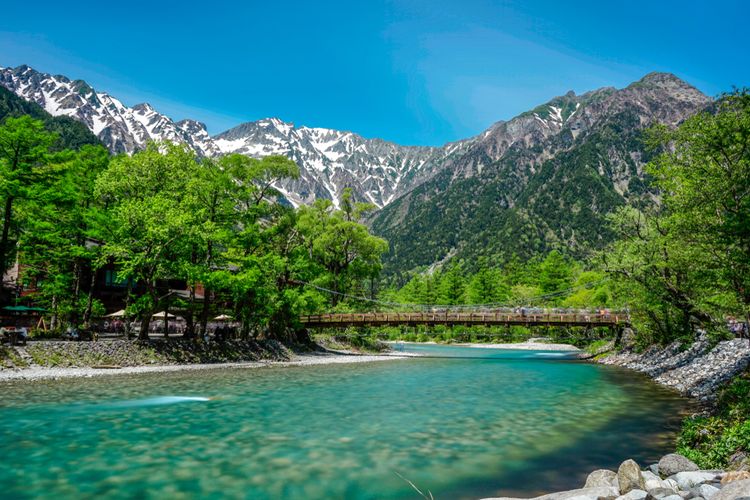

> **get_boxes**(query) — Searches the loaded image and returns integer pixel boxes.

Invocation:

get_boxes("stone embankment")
[485,454,750,500]
[0,339,293,370]
[595,337,750,404]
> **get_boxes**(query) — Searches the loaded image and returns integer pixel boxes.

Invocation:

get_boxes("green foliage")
[0,116,59,277]
[19,144,110,324]
[677,372,750,468]
[0,86,99,150]
[296,188,388,308]
[0,111,385,340]
[605,90,750,343]
[466,268,508,304]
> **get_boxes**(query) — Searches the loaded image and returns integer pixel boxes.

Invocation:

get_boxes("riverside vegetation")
[1,84,749,489]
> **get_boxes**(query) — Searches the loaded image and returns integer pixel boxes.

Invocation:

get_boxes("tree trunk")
[82,270,97,328]
[163,306,170,338]
[184,286,196,339]
[139,314,151,341]
[124,280,133,339]
[50,294,58,331]
[0,195,14,279]
[199,288,212,337]
[331,269,340,306]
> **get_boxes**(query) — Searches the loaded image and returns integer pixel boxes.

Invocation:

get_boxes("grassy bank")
[677,370,750,470]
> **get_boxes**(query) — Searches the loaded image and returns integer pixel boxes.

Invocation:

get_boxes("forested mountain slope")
[370,73,711,274]
[0,85,100,150]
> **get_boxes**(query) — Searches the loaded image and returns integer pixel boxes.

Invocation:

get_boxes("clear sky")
[1,0,748,145]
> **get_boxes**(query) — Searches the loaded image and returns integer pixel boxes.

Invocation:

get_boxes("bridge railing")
[300,310,629,327]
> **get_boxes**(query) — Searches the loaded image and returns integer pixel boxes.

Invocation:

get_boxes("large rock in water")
[657,454,699,477]
[584,469,618,488]
[712,478,750,500]
[618,459,646,494]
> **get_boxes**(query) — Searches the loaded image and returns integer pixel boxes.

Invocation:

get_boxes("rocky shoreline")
[595,337,750,404]
[484,454,750,500]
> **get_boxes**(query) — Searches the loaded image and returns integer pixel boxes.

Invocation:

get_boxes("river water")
[0,344,689,499]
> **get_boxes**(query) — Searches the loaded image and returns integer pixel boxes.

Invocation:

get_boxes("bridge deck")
[300,311,628,328]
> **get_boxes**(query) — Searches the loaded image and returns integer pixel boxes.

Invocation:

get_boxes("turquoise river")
[0,344,690,499]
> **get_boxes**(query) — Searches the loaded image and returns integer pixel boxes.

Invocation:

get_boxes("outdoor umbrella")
[214,314,233,320]
[105,309,126,317]
[152,311,177,319]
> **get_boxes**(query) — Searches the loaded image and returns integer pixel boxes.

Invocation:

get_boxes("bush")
[677,372,750,468]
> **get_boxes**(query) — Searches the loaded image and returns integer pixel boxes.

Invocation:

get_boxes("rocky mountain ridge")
[370,72,711,273]
[0,65,712,273]
[0,64,476,208]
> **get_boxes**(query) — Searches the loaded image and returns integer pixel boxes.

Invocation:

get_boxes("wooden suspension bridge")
[300,310,629,329]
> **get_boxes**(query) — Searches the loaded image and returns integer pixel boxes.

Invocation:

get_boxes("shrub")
[677,372,750,468]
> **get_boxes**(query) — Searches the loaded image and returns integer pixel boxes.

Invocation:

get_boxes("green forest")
[1,89,749,349]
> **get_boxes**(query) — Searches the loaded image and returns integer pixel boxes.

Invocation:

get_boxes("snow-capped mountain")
[0,64,474,208]
[0,65,710,215]
[0,65,218,157]
[213,119,473,207]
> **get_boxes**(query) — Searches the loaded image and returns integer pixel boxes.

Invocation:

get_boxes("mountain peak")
[0,63,712,217]
[633,72,694,90]
[132,103,156,113]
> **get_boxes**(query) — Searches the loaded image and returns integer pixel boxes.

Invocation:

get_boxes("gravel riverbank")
[0,339,412,382]
[596,337,750,404]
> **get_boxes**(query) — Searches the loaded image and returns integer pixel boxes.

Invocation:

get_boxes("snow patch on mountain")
[0,64,474,208]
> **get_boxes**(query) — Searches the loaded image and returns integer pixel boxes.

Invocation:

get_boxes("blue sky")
[1,0,748,145]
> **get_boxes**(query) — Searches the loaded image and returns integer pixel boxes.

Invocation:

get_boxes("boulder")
[721,470,750,484]
[482,486,619,500]
[642,471,664,491]
[618,460,646,494]
[672,471,719,490]
[691,484,719,499]
[711,478,750,500]
[648,464,660,476]
[658,454,699,477]
[662,479,680,491]
[532,486,620,499]
[644,487,679,499]
[585,469,618,488]
[616,490,647,500]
